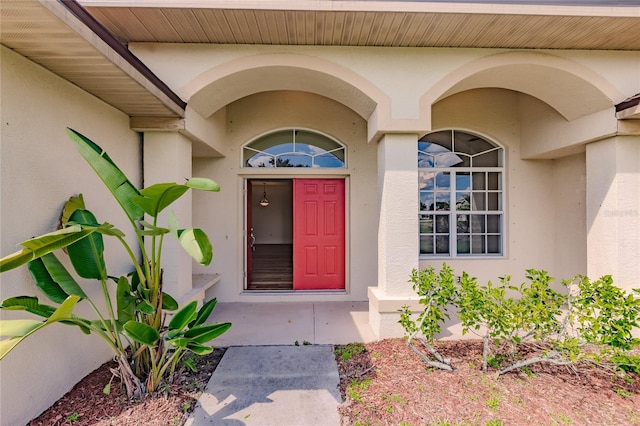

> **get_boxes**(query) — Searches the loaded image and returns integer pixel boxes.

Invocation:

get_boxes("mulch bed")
[27,348,226,426]
[25,339,640,426]
[336,339,640,426]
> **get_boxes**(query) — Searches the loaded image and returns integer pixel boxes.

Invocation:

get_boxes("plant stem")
[98,279,126,351]
[116,235,147,289]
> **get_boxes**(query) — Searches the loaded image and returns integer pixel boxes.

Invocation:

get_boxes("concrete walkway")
[185,345,342,426]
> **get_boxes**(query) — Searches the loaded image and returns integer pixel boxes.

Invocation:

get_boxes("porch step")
[176,273,222,307]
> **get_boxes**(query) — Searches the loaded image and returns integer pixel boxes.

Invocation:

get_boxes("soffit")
[82,2,640,50]
[0,0,184,118]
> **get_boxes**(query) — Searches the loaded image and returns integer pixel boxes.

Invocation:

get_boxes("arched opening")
[421,51,622,122]
[182,54,387,121]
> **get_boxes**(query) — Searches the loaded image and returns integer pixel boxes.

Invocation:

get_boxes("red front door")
[293,179,345,290]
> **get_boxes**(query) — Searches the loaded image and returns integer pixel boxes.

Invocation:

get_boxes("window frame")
[419,129,506,259]
[242,128,347,169]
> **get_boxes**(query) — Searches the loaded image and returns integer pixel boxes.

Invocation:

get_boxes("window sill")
[419,254,505,260]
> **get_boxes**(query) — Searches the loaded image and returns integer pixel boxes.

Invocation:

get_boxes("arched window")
[418,130,504,257]
[243,129,346,168]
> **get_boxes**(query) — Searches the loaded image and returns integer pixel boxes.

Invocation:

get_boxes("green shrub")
[399,264,457,370]
[400,264,640,376]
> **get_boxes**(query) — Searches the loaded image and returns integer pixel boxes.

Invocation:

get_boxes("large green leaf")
[49,295,80,322]
[41,254,87,298]
[185,178,220,192]
[138,221,169,236]
[0,337,26,360]
[161,292,178,311]
[116,276,134,324]
[66,209,106,280]
[133,178,220,218]
[0,319,42,337]
[186,342,213,355]
[91,223,125,238]
[0,295,80,360]
[166,337,189,348]
[60,195,86,227]
[28,254,87,304]
[135,300,155,315]
[184,322,231,344]
[165,329,182,340]
[167,211,180,238]
[66,128,143,222]
[190,298,217,328]
[123,321,160,347]
[1,226,96,272]
[168,301,197,331]
[134,183,189,217]
[176,228,213,266]
[28,259,68,304]
[1,296,38,310]
[0,250,37,274]
[1,296,56,318]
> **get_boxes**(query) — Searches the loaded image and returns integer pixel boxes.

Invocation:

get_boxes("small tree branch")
[405,301,454,370]
[407,339,454,371]
[482,334,490,372]
[498,352,572,376]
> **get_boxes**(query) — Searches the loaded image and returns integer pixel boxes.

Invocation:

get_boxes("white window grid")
[418,124,505,259]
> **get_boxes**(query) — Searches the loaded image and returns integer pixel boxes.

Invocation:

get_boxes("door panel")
[246,181,253,287]
[293,179,345,290]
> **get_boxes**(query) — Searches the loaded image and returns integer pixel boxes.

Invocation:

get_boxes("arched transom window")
[419,130,504,257]
[243,129,346,168]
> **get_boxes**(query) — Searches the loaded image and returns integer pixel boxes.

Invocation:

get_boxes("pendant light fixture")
[259,183,270,207]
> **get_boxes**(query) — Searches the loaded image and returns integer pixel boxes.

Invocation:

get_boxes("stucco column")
[586,135,640,293]
[143,132,193,303]
[369,133,420,338]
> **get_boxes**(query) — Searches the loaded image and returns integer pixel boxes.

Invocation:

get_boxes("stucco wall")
[193,90,377,302]
[553,153,588,279]
[0,46,141,426]
[586,136,640,292]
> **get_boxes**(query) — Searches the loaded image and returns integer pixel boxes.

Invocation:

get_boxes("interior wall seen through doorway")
[251,180,293,244]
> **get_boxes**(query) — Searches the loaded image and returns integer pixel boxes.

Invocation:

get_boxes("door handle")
[250,228,256,251]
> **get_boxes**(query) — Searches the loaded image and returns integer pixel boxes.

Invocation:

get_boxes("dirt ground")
[27,339,640,426]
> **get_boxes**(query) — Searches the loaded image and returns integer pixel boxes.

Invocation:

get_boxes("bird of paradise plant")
[0,128,230,398]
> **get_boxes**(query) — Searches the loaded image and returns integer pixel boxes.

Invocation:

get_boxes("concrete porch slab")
[206,301,377,346]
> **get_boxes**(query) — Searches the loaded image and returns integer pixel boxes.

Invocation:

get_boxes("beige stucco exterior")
[1,3,639,424]
[0,46,142,426]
